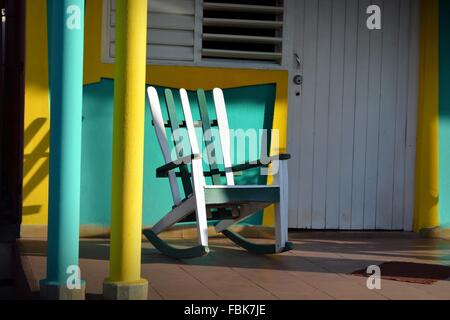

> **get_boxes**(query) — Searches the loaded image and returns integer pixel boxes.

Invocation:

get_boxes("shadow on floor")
[14,232,450,300]
[17,232,450,274]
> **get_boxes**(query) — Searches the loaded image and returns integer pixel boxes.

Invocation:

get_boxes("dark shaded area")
[202,0,283,60]
[351,261,450,285]
[0,0,25,240]
[0,241,38,300]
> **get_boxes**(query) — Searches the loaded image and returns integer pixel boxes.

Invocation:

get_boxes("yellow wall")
[23,0,289,226]
[414,0,440,231]
[22,0,50,225]
[23,0,443,230]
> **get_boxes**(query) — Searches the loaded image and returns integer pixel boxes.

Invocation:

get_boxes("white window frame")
[101,0,294,70]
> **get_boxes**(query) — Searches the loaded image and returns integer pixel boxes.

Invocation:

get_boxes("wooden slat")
[203,33,282,45]
[180,89,201,156]
[147,87,182,205]
[152,119,218,128]
[148,0,195,15]
[110,43,194,61]
[287,0,305,229]
[351,0,372,230]
[325,0,346,229]
[203,2,284,14]
[339,0,358,230]
[363,0,384,230]
[202,18,283,29]
[392,0,411,230]
[146,45,194,61]
[404,0,421,232]
[297,0,319,229]
[311,0,332,230]
[164,89,193,197]
[110,28,194,46]
[202,49,282,61]
[111,0,195,15]
[197,89,222,185]
[376,0,400,230]
[213,89,235,185]
[111,12,195,30]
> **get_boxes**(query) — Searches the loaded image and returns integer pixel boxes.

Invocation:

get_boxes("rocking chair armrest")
[267,153,291,161]
[156,153,202,177]
[231,153,291,173]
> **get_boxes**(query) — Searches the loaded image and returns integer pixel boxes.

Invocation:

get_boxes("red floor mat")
[351,262,450,285]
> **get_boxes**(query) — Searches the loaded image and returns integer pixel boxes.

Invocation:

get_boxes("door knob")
[293,74,303,86]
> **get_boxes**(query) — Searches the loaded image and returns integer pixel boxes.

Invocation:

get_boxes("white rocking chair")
[143,86,293,259]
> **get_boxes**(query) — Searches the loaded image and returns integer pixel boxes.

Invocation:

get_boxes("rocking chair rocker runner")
[143,86,293,259]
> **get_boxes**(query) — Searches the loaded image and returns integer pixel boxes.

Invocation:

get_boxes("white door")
[286,0,420,230]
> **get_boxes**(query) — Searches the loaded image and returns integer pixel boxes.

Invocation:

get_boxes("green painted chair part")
[144,86,293,259]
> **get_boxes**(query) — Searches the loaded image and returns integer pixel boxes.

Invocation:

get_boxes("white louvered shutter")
[201,0,284,63]
[107,0,196,62]
[104,0,285,65]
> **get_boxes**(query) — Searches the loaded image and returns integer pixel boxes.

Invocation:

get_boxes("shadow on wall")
[80,79,276,228]
[22,118,49,216]
[21,0,51,223]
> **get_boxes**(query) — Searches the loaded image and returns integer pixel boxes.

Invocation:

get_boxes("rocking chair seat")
[204,185,280,206]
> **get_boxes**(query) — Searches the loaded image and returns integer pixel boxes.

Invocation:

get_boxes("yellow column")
[414,0,439,231]
[103,0,148,300]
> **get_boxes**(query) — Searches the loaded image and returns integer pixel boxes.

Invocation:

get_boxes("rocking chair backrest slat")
[180,89,205,188]
[196,89,222,185]
[164,89,194,197]
[213,88,235,185]
[147,87,182,205]
[180,89,200,156]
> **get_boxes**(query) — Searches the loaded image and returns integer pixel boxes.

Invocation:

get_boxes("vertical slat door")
[288,0,420,230]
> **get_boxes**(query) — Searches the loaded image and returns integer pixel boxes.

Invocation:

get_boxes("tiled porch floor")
[17,232,450,300]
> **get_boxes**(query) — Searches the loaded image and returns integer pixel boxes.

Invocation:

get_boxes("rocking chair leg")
[222,229,294,255]
[192,158,209,248]
[275,159,290,253]
[143,229,209,259]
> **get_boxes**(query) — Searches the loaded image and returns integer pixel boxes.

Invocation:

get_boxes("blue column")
[439,0,450,229]
[40,0,85,300]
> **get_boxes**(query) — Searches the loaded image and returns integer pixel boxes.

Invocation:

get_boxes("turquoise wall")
[440,0,450,228]
[80,79,276,227]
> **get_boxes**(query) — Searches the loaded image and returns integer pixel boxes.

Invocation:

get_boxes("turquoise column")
[40,0,85,300]
[439,0,450,228]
